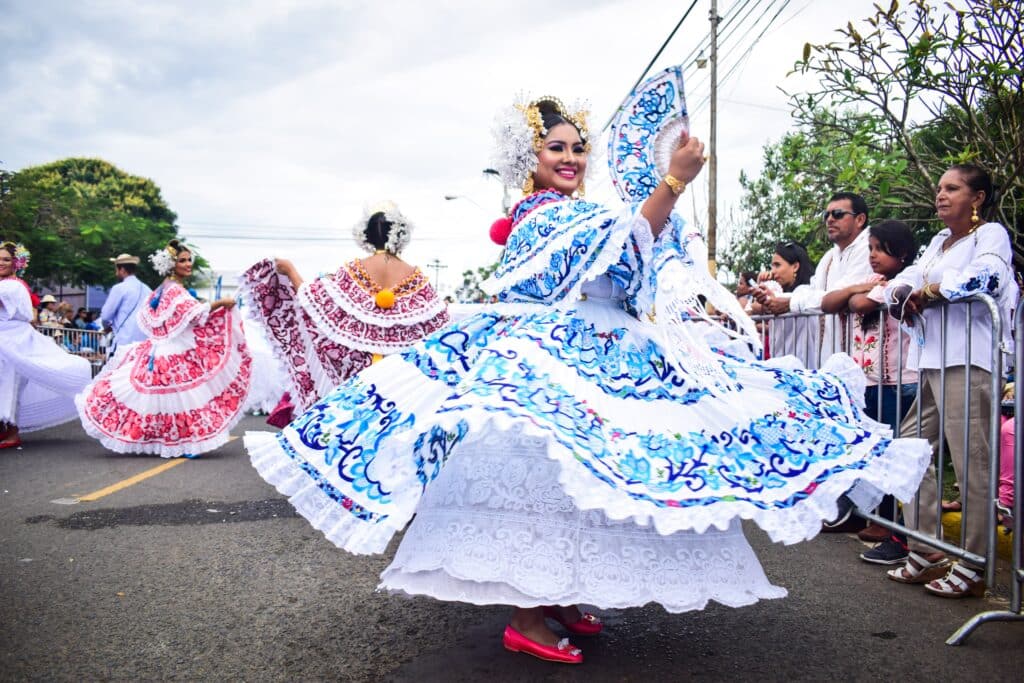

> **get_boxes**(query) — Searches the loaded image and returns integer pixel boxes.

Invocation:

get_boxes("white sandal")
[886,551,950,584]
[924,563,986,598]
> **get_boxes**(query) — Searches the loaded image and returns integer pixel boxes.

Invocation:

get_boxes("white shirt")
[886,222,1017,373]
[789,227,874,358]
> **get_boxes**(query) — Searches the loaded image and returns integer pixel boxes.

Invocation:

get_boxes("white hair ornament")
[149,246,176,276]
[352,200,414,255]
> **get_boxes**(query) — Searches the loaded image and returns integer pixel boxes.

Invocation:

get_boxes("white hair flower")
[149,247,176,276]
[352,200,414,255]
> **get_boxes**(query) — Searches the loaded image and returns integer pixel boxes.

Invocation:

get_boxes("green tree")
[791,0,1023,260]
[0,158,182,288]
[723,112,915,276]
[455,262,500,303]
[725,0,1024,272]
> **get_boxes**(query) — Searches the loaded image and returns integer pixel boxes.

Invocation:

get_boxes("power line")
[601,0,701,132]
[686,0,781,106]
[690,0,795,116]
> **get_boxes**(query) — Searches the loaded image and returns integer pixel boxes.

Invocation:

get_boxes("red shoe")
[502,625,583,664]
[542,606,603,635]
[0,438,22,450]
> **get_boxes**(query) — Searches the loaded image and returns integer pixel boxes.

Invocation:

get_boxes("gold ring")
[703,154,710,163]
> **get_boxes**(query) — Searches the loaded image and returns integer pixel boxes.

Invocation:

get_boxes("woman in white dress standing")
[0,241,91,449]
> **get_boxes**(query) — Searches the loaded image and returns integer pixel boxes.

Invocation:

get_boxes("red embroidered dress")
[76,280,253,457]
[240,258,450,415]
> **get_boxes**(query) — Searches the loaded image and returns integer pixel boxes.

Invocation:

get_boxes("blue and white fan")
[606,65,689,203]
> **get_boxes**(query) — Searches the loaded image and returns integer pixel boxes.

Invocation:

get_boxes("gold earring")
[522,175,534,195]
[576,180,586,197]
[971,205,980,227]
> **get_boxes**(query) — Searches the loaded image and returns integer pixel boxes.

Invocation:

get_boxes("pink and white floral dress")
[850,282,918,387]
[76,280,253,457]
[239,258,450,417]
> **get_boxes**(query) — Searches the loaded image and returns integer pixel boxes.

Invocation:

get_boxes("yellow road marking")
[77,459,186,502]
[73,434,239,503]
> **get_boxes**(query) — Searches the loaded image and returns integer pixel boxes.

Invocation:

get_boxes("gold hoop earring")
[971,205,981,227]
[576,180,586,197]
[522,175,534,195]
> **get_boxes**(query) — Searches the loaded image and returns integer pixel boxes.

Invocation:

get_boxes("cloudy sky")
[1,0,882,292]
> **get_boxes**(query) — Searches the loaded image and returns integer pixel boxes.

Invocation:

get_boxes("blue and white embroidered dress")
[245,191,930,612]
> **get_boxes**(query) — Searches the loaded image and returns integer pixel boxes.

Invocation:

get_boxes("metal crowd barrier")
[944,296,1024,643]
[755,294,1020,644]
[35,325,109,377]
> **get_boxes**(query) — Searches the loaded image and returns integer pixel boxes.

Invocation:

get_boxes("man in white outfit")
[100,254,152,357]
[753,191,874,362]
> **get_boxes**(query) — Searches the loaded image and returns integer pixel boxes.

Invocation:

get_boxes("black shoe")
[823,495,855,529]
[860,539,909,566]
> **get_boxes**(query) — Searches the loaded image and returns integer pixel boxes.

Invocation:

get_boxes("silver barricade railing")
[753,294,1015,644]
[35,325,109,377]
[945,295,1024,644]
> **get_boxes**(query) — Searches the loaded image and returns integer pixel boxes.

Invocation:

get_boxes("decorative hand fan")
[606,65,688,203]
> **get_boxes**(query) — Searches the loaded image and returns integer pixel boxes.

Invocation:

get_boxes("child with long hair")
[822,219,919,560]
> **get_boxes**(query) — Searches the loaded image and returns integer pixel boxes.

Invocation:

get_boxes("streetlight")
[444,194,485,211]
[482,168,511,215]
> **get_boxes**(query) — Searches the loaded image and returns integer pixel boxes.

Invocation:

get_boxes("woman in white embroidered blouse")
[884,163,1018,597]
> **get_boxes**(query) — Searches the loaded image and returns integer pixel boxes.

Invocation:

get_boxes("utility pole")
[426,258,447,289]
[708,0,721,277]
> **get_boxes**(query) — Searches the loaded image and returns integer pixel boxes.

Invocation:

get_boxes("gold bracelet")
[663,174,686,196]
[922,283,940,300]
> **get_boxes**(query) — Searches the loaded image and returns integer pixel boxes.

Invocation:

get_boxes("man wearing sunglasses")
[752,192,873,362]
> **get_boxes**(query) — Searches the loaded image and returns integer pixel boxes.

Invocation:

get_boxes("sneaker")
[823,495,855,529]
[860,539,909,566]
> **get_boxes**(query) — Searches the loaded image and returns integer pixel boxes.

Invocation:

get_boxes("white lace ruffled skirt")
[380,423,787,611]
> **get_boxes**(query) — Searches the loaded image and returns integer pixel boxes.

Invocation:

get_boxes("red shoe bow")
[502,625,583,664]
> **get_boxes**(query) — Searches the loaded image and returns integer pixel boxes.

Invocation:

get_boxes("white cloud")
[1,0,883,291]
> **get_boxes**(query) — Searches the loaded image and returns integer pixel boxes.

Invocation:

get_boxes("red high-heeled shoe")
[542,606,603,635]
[502,625,583,664]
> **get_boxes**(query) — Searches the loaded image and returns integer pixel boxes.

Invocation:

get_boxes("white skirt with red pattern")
[76,282,253,457]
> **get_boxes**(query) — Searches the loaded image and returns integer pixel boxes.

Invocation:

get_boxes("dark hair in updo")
[537,99,586,143]
[168,238,190,255]
[365,212,392,251]
[947,163,996,219]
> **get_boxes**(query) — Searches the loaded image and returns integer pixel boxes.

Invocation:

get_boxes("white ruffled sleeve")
[937,223,1014,301]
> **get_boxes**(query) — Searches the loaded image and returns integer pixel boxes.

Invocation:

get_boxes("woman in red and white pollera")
[77,240,252,458]
[239,202,449,426]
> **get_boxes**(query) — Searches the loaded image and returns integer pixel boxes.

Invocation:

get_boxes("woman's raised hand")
[669,133,707,185]
[274,258,304,289]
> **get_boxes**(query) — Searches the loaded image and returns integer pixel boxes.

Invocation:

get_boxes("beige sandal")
[886,551,950,584]
[924,563,986,598]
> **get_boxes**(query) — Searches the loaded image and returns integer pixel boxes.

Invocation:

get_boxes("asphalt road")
[2,417,1022,682]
